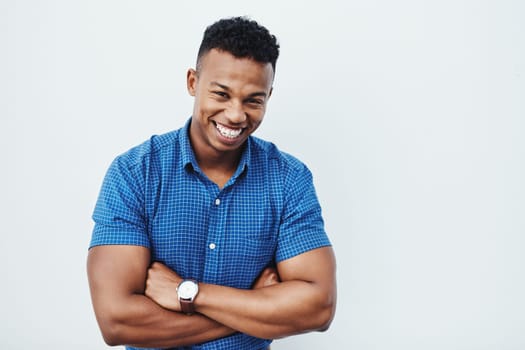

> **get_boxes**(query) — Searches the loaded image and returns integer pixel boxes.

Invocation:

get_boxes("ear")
[268,87,273,99]
[187,68,197,96]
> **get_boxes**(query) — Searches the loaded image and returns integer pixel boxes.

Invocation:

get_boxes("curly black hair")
[197,16,280,72]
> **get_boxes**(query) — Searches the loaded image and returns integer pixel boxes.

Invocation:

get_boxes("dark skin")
[87,49,337,347]
[87,246,279,347]
[145,247,336,340]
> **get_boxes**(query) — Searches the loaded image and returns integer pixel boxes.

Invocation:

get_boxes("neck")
[188,126,246,188]
[196,147,242,173]
[195,149,243,189]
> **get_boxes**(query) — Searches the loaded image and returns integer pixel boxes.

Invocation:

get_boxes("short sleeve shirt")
[90,119,331,350]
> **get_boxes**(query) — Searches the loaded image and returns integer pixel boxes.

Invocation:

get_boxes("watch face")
[178,280,198,299]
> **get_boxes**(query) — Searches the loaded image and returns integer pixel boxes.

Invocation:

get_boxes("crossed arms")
[87,244,336,348]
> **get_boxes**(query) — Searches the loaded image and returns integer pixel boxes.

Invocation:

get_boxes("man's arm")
[146,246,336,340]
[87,245,235,348]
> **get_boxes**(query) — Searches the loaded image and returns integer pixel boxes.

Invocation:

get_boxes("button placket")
[209,197,220,251]
[203,191,224,283]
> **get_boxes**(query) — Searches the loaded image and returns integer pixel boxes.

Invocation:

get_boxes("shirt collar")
[230,135,251,182]
[180,118,200,171]
[179,117,251,182]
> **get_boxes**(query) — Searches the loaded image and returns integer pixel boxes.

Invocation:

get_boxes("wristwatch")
[177,279,199,315]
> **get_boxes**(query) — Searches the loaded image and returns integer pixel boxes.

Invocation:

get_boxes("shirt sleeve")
[90,155,151,249]
[275,163,331,262]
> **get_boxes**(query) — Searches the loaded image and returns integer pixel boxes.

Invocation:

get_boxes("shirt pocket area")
[220,233,277,289]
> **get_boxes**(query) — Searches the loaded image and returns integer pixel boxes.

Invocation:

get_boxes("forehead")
[197,49,274,89]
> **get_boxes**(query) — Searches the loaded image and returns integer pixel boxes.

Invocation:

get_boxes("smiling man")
[87,17,336,350]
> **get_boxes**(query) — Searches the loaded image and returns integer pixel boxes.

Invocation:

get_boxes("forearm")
[195,280,335,339]
[142,247,337,341]
[97,293,234,348]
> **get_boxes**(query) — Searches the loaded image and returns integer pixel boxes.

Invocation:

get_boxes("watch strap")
[180,298,196,315]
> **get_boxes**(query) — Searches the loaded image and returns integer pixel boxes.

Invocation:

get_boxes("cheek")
[250,113,265,128]
[197,98,223,115]
[255,107,267,121]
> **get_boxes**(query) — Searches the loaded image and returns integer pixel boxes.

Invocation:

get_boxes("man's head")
[196,16,280,74]
[187,17,280,161]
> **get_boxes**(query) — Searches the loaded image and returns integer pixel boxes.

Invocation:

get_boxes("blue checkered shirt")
[90,119,331,350]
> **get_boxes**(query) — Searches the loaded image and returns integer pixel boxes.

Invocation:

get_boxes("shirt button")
[209,243,216,250]
[215,198,221,206]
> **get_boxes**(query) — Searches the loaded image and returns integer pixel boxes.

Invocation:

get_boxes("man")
[87,17,336,350]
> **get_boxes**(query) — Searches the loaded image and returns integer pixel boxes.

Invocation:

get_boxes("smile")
[215,122,244,139]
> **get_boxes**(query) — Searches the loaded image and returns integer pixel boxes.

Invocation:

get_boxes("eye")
[213,91,228,99]
[246,98,264,106]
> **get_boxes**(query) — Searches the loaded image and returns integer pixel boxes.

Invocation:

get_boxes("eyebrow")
[210,81,268,98]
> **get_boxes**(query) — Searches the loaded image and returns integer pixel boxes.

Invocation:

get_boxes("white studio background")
[1,0,524,349]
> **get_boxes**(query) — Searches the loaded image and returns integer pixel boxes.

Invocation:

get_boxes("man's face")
[187,49,274,157]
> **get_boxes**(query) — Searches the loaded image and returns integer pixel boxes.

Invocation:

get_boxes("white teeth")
[215,123,243,139]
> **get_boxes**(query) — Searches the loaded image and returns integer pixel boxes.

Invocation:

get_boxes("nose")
[224,100,246,123]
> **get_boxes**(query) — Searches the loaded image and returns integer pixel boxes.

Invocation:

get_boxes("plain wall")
[1,0,524,349]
